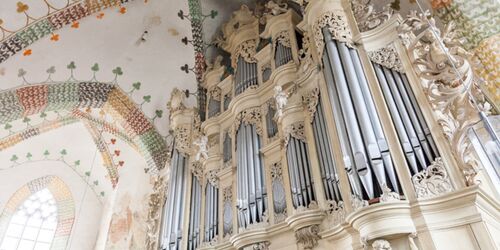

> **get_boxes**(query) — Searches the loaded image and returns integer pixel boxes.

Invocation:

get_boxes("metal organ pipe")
[286,136,316,208]
[321,39,364,198]
[188,177,201,250]
[236,124,266,228]
[323,29,375,199]
[275,42,293,68]
[373,63,420,174]
[160,150,187,250]
[348,48,400,193]
[235,57,258,96]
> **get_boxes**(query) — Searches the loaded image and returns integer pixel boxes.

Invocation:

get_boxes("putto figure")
[274,85,288,119]
[193,135,209,161]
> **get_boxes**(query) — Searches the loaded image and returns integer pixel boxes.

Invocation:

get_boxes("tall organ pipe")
[373,64,420,174]
[236,124,266,228]
[286,136,316,208]
[187,176,201,250]
[160,150,187,250]
[275,42,293,67]
[321,34,364,198]
[235,57,258,95]
[312,99,342,202]
[348,48,399,193]
[323,29,375,198]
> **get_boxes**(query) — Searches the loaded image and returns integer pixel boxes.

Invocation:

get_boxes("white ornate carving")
[295,225,320,250]
[234,107,264,136]
[351,0,393,32]
[325,200,345,226]
[265,1,288,16]
[412,157,453,198]
[219,5,256,41]
[271,162,283,181]
[283,122,306,147]
[274,85,288,119]
[351,194,369,211]
[191,161,204,180]
[401,13,491,185]
[313,11,353,56]
[167,88,187,114]
[367,43,403,72]
[372,239,392,250]
[193,135,209,162]
[173,125,191,156]
[275,30,291,48]
[145,175,167,250]
[302,88,320,122]
[232,39,258,68]
[379,183,401,202]
[209,87,222,101]
[207,169,219,187]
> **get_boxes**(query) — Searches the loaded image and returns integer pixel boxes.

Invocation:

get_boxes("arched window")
[1,188,57,250]
[0,176,74,250]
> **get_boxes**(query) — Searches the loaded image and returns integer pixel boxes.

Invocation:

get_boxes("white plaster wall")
[0,160,103,250]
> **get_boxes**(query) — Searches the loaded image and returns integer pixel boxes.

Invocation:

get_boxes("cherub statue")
[372,239,392,250]
[266,0,288,16]
[274,85,288,118]
[193,135,209,161]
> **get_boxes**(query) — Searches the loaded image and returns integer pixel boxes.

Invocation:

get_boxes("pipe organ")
[156,1,500,249]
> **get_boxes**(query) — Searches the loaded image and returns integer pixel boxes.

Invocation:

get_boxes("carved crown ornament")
[351,0,394,32]
[283,121,307,147]
[302,88,320,122]
[233,107,264,136]
[399,11,492,186]
[313,11,353,57]
[367,43,404,72]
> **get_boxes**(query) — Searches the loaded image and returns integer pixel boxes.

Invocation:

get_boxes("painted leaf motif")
[46,66,56,74]
[112,67,123,75]
[10,155,18,162]
[132,82,141,90]
[91,63,100,72]
[155,110,163,118]
[74,160,80,166]
[143,95,151,103]
[67,61,76,69]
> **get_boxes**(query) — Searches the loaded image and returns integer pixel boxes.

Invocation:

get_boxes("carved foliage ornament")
[145,175,167,250]
[298,31,315,74]
[302,88,320,122]
[191,161,204,180]
[295,225,321,250]
[173,125,191,156]
[313,11,353,56]
[167,88,187,114]
[232,39,258,68]
[379,183,401,202]
[367,43,403,72]
[351,194,368,211]
[283,121,306,147]
[234,107,263,136]
[209,87,222,101]
[412,157,453,198]
[275,30,292,48]
[223,186,233,202]
[325,200,345,226]
[207,169,219,187]
[252,241,271,250]
[400,12,491,185]
[351,0,393,32]
[270,162,283,181]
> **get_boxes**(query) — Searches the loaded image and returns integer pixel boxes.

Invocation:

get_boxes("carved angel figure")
[193,135,209,161]
[274,85,288,118]
[372,239,392,250]
[265,0,288,16]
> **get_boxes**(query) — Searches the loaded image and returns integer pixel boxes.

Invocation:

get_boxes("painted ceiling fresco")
[0,0,198,196]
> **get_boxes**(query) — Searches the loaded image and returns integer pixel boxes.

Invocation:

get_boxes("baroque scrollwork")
[270,162,283,181]
[351,0,393,32]
[145,175,167,250]
[223,186,233,202]
[313,11,353,56]
[351,194,369,211]
[400,12,491,186]
[283,121,306,146]
[372,239,393,250]
[275,30,292,48]
[298,31,315,74]
[379,183,401,202]
[173,125,191,156]
[252,241,271,250]
[295,225,321,250]
[412,157,453,198]
[191,161,204,180]
[209,86,222,101]
[325,200,345,226]
[302,87,320,122]
[234,107,264,136]
[232,39,258,68]
[207,169,219,187]
[367,43,403,72]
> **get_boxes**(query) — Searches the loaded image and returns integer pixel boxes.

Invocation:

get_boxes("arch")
[0,175,75,249]
[0,82,168,173]
[0,0,133,64]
